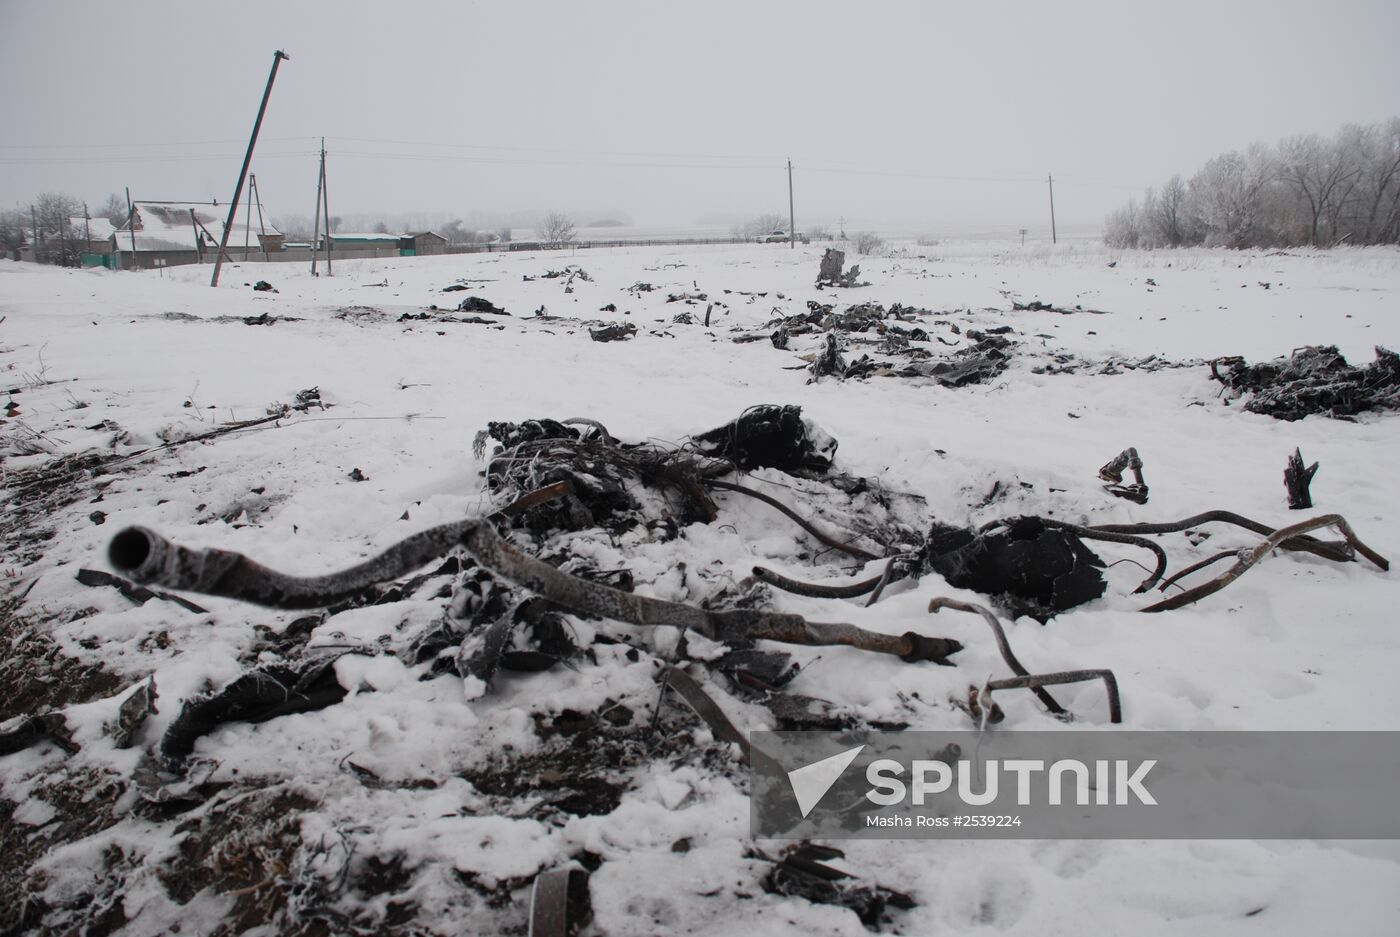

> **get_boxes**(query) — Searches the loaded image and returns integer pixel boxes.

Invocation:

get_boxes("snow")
[2,239,1399,934]
[115,200,281,252]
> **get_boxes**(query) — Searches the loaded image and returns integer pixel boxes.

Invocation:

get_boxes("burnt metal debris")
[1098,447,1148,504]
[90,407,1391,767]
[527,866,592,937]
[456,295,510,315]
[1284,447,1319,509]
[692,404,837,474]
[159,656,349,761]
[0,400,1375,772]
[0,711,77,756]
[760,843,916,928]
[922,517,1109,623]
[815,248,867,289]
[588,322,636,342]
[1211,345,1400,420]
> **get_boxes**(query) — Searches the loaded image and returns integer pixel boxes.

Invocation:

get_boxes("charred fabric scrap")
[1211,345,1400,420]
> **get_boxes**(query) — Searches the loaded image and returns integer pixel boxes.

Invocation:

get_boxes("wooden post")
[211,50,289,287]
[190,209,202,263]
[1048,174,1058,245]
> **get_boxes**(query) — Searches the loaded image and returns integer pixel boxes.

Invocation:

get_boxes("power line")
[0,151,316,165]
[0,136,318,150]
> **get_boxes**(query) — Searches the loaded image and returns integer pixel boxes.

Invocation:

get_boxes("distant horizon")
[5,1,1396,236]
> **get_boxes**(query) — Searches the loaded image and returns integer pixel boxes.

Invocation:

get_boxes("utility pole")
[249,175,270,261]
[310,143,324,276]
[30,204,39,259]
[787,159,796,249]
[243,175,255,256]
[211,50,289,288]
[1048,173,1058,245]
[311,140,332,276]
[125,187,138,271]
[320,144,333,275]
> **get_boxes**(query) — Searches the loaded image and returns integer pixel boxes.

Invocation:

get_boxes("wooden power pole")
[1048,173,1058,245]
[125,187,138,270]
[787,159,795,249]
[211,50,289,288]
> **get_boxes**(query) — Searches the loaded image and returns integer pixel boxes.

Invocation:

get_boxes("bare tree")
[1105,118,1400,250]
[853,231,885,255]
[539,212,576,247]
[1278,133,1362,245]
[1149,175,1191,246]
[1103,199,1142,249]
[735,213,788,239]
[99,193,129,229]
[0,209,26,258]
[31,192,84,266]
[271,214,315,241]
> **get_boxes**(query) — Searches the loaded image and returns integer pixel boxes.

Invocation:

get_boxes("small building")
[324,231,447,257]
[325,232,401,254]
[399,231,446,256]
[114,200,283,269]
[72,216,117,269]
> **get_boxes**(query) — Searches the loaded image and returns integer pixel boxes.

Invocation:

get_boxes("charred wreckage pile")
[1,400,1391,933]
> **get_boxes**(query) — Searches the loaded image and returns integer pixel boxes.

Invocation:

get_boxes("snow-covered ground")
[2,240,1399,935]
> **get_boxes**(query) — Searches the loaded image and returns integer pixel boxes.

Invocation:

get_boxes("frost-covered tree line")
[1105,118,1400,249]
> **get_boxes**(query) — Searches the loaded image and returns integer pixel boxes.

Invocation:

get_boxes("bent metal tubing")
[1140,513,1389,613]
[980,670,1123,724]
[927,597,1066,715]
[107,520,962,664]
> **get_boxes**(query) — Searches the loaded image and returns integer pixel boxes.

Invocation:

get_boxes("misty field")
[2,240,1399,935]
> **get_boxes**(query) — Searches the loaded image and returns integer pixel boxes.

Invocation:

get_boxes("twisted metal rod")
[979,670,1122,724]
[751,565,885,599]
[705,479,881,561]
[108,516,960,664]
[928,597,1066,714]
[1090,510,1357,564]
[1141,514,1389,612]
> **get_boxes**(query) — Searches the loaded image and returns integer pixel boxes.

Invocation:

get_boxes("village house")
[113,200,283,269]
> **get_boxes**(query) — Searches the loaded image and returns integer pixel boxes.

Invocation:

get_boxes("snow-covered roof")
[117,201,281,252]
[71,217,116,240]
[329,232,401,243]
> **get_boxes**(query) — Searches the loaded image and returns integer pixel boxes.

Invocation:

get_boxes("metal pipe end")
[109,527,161,582]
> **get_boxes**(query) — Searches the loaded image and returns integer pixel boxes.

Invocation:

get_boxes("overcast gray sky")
[3,0,1398,234]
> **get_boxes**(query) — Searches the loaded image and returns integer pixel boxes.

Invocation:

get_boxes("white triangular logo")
[787,745,865,818]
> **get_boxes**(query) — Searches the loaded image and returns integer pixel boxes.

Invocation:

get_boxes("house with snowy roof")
[114,200,283,268]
